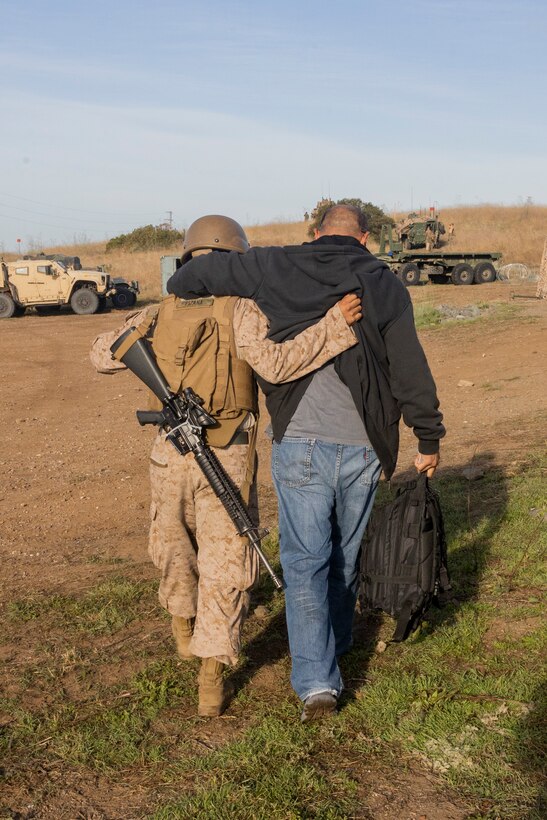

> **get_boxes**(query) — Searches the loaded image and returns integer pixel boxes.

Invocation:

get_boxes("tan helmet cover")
[181,215,250,263]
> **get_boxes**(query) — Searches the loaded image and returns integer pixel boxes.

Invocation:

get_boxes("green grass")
[414,304,443,329]
[414,300,523,330]
[0,658,196,771]
[1,459,545,818]
[6,577,156,635]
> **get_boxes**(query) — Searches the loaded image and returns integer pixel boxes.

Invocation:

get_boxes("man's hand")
[415,451,440,478]
[337,293,362,326]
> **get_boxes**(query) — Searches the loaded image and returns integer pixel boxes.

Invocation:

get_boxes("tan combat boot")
[198,658,234,717]
[171,616,194,660]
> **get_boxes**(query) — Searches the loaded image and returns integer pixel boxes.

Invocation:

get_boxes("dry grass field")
[6,203,545,302]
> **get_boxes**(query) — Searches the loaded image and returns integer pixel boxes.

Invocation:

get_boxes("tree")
[307,198,394,240]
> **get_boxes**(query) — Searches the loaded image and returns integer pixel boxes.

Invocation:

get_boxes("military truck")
[23,253,84,270]
[378,225,501,286]
[0,257,139,317]
[396,212,446,250]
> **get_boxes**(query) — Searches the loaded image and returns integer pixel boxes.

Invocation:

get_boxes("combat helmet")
[181,215,250,263]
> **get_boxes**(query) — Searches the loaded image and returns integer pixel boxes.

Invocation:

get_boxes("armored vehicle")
[396,212,446,250]
[0,257,139,317]
[378,225,501,286]
[24,253,84,270]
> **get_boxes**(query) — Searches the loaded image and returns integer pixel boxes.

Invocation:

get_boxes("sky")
[1,0,546,250]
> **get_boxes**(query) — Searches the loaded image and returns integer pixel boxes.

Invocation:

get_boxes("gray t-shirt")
[284,363,370,445]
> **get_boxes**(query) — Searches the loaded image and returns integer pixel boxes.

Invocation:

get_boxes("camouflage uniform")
[91,298,356,665]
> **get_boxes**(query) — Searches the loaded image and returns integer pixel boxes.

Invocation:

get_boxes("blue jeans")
[272,437,381,701]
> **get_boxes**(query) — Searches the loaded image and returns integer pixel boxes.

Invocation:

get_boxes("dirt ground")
[0,280,545,818]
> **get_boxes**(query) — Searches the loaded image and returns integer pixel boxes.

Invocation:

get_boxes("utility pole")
[165,211,173,229]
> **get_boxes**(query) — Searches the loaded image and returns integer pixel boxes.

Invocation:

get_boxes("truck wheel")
[0,293,16,318]
[451,263,474,285]
[111,289,137,309]
[399,263,421,286]
[70,287,100,315]
[474,262,497,284]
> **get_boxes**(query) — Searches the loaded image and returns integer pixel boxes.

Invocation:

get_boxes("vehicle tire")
[0,293,16,318]
[399,262,421,286]
[474,262,497,284]
[111,288,137,309]
[451,263,474,285]
[70,287,100,315]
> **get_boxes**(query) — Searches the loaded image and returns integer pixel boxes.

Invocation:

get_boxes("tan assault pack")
[138,295,257,447]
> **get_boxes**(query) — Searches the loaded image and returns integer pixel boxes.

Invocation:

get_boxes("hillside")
[6,204,546,302]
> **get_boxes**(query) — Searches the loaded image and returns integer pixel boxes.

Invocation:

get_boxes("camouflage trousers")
[148,433,259,666]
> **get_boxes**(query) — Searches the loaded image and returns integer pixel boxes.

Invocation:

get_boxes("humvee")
[0,257,139,318]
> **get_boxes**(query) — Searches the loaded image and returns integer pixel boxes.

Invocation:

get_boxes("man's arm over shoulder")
[384,302,445,453]
[167,249,265,300]
[89,306,156,374]
[234,298,358,383]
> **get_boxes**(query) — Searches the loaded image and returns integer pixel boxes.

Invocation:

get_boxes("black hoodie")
[167,236,445,478]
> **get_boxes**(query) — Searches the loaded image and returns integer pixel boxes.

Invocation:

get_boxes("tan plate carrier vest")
[137,295,258,449]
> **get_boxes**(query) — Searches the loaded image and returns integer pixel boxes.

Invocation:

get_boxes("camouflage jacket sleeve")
[233,298,357,383]
[89,307,156,374]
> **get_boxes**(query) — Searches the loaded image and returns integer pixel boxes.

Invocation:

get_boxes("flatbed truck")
[377,225,502,286]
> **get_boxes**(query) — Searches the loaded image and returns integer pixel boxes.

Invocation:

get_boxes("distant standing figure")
[304,211,310,221]
[447,223,455,239]
[425,225,435,251]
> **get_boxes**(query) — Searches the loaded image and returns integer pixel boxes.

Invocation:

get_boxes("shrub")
[106,225,184,253]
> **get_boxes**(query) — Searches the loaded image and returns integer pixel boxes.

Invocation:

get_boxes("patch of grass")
[414,304,443,329]
[7,577,156,634]
[415,300,525,333]
[152,715,356,819]
[1,659,196,772]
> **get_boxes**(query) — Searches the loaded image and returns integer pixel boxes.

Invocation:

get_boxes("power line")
[0,210,114,235]
[0,190,160,218]
[0,201,149,227]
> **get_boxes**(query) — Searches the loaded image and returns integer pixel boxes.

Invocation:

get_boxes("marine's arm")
[234,295,360,383]
[89,306,156,373]
[166,249,264,300]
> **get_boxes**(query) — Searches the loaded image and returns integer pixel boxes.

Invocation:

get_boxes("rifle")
[110,327,283,590]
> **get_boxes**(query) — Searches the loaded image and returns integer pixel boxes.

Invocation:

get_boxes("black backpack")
[359,474,452,642]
